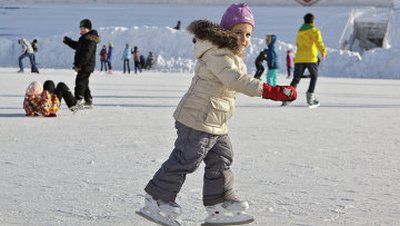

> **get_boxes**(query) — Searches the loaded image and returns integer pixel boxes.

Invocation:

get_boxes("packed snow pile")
[1,25,399,79]
[339,8,391,53]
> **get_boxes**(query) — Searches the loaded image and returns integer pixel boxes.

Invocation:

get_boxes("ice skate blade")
[136,209,183,226]
[83,105,93,109]
[201,218,254,226]
[308,103,320,109]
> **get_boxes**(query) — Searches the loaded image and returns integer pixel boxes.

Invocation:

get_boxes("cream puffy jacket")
[173,20,263,135]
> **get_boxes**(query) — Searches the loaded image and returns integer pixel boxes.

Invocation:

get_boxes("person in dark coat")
[106,42,113,74]
[145,51,155,70]
[63,18,100,109]
[254,49,267,80]
[99,45,108,72]
[131,46,142,74]
[140,54,146,69]
[174,21,181,30]
[31,39,38,68]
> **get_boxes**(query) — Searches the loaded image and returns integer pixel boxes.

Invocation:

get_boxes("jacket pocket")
[204,97,232,127]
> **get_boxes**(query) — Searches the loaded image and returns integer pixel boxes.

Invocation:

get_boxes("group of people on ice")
[253,12,326,108]
[120,44,154,74]
[99,42,113,73]
[18,35,155,77]
[22,3,327,225]
[99,43,154,75]
[24,19,100,117]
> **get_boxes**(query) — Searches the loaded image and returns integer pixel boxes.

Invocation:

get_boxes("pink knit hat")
[26,81,43,96]
[220,3,255,30]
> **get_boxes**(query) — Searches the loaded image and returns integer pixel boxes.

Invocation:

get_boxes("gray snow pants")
[145,121,235,206]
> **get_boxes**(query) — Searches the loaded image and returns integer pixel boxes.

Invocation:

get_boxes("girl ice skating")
[139,3,297,226]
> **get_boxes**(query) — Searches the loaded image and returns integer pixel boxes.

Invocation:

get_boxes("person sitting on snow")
[174,20,181,30]
[23,81,78,117]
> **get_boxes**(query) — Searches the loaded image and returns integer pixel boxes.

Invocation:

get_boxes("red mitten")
[262,83,297,101]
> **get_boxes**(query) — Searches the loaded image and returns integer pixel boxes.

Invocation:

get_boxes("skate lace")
[222,197,245,208]
[157,200,180,208]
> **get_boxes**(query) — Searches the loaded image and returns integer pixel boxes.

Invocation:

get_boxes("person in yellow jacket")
[283,13,327,108]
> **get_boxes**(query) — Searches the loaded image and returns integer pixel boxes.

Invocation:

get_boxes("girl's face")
[231,23,253,54]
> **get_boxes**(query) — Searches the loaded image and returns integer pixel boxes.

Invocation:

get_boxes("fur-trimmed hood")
[83,29,101,43]
[187,20,241,57]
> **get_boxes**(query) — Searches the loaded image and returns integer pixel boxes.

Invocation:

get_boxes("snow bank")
[1,25,399,79]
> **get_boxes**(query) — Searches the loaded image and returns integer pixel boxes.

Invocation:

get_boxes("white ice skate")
[202,199,254,225]
[69,105,79,114]
[68,99,84,114]
[306,92,320,109]
[137,194,183,226]
[75,99,85,110]
[83,102,93,109]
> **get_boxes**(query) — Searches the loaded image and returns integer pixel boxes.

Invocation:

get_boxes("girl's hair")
[26,81,43,96]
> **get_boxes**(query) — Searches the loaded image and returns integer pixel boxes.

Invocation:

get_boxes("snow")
[1,4,399,79]
[388,0,400,49]
[3,25,399,79]
[0,68,400,225]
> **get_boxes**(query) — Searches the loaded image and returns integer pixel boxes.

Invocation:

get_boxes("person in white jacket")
[140,3,297,225]
[17,38,39,73]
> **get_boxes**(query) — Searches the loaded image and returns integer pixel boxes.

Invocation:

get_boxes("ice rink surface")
[0,68,399,225]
